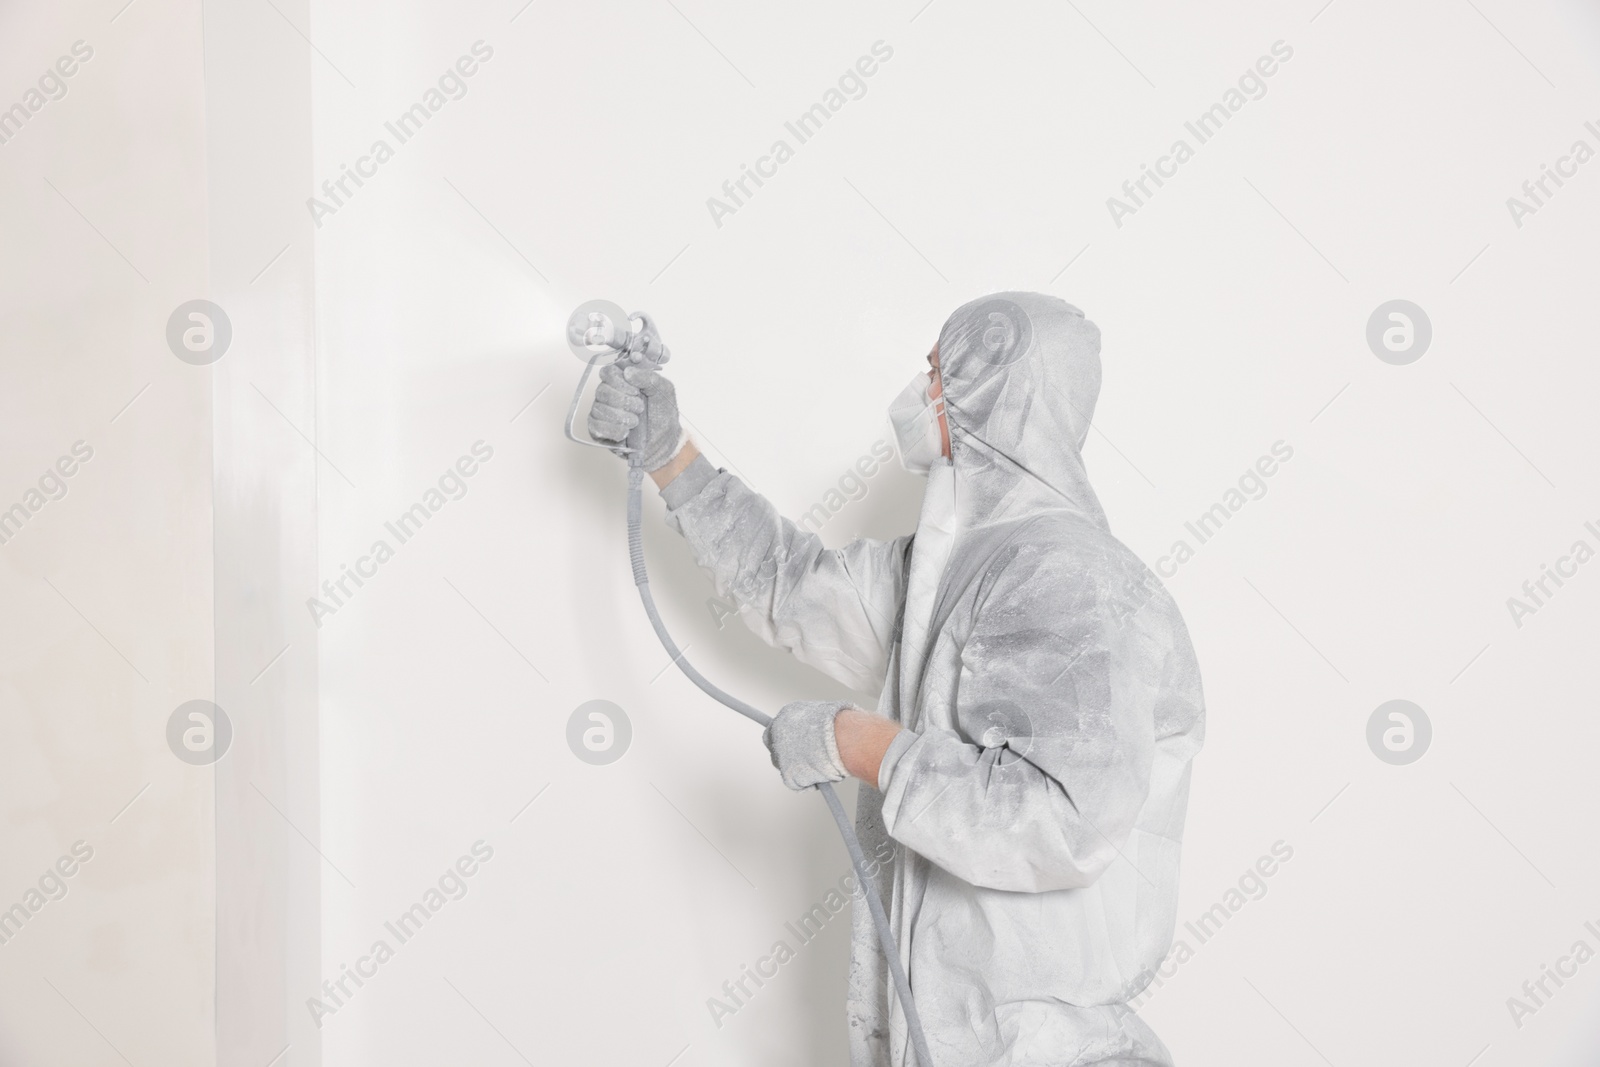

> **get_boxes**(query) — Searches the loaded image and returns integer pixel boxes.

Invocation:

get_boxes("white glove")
[587,362,683,472]
[763,700,849,790]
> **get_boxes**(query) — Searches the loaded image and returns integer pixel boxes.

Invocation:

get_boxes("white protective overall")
[661,292,1205,1067]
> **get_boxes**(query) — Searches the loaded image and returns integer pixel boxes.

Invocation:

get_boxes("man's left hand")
[763,701,850,790]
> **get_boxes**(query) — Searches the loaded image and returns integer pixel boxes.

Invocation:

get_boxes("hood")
[936,291,1108,531]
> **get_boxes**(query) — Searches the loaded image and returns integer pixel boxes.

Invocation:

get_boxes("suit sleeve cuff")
[876,729,918,792]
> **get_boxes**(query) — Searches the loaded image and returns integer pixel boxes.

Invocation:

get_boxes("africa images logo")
[969,298,1032,366]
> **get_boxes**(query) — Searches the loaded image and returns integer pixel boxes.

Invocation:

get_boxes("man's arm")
[660,442,905,784]
[658,439,911,695]
[877,546,1166,893]
[834,707,902,784]
[649,440,700,489]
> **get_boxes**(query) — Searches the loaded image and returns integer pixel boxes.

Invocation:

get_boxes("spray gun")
[563,300,936,1067]
[563,300,670,461]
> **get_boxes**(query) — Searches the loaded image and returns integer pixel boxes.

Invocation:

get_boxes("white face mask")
[887,371,947,474]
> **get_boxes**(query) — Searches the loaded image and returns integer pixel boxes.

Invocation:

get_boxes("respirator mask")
[887,372,947,475]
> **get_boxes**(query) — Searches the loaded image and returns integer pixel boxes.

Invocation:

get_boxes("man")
[589,292,1205,1067]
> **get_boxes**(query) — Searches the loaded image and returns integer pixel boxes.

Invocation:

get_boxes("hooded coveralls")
[662,293,1205,1067]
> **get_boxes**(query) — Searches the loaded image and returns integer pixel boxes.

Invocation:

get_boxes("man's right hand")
[588,362,683,472]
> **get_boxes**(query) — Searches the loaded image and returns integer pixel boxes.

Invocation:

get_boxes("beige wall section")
[0,1,217,1066]
[0,0,322,1063]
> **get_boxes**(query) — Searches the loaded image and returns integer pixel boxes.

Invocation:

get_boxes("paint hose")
[625,460,935,1067]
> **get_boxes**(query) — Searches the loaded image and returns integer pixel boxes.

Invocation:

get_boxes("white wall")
[308,2,1600,1064]
[203,0,325,1063]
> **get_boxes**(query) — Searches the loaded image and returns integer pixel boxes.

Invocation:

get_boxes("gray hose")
[626,462,936,1067]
